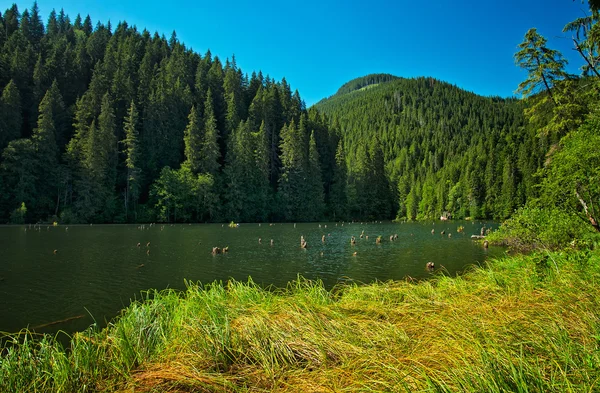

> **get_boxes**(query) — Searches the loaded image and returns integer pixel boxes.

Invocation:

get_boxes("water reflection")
[0,221,503,334]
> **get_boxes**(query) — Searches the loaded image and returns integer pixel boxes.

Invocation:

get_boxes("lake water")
[0,221,503,335]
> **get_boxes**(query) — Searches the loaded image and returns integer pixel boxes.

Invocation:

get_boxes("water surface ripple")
[0,221,503,334]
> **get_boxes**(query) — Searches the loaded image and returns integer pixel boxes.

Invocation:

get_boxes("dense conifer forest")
[0,3,573,224]
[0,2,338,223]
[315,76,551,221]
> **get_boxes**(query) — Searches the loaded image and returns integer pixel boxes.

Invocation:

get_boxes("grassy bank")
[2,251,600,392]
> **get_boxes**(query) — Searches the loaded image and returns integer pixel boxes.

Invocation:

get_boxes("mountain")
[314,76,548,220]
[316,74,400,104]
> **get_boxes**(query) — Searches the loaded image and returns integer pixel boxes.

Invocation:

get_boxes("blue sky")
[2,0,591,105]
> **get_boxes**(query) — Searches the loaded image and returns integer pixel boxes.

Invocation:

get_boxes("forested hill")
[315,76,549,221]
[332,74,400,97]
[0,3,347,224]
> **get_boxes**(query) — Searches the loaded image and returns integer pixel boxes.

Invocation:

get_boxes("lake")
[0,221,503,335]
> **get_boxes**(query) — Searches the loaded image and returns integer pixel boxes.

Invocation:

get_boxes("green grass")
[2,250,600,392]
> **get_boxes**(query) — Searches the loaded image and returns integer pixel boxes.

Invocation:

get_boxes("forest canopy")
[0,2,595,225]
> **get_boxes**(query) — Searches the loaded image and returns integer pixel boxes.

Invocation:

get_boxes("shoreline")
[2,250,599,392]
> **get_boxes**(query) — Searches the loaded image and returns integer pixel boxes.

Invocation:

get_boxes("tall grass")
[1,250,600,392]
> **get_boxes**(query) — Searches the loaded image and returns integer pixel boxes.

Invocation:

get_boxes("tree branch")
[572,38,600,78]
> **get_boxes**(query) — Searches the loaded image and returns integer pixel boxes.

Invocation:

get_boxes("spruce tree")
[278,119,306,221]
[200,89,221,176]
[223,120,252,221]
[122,100,141,220]
[329,140,348,220]
[253,121,271,221]
[182,105,203,173]
[306,131,325,220]
[31,88,59,217]
[0,80,22,151]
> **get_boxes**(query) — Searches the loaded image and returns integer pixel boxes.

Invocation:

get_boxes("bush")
[487,206,597,251]
[9,202,27,224]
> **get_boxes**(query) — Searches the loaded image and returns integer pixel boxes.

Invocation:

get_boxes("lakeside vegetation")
[2,250,600,392]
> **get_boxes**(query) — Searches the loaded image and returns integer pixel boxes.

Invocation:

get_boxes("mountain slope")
[315,76,546,220]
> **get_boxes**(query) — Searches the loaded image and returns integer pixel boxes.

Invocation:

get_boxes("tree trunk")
[576,189,600,232]
[573,38,600,78]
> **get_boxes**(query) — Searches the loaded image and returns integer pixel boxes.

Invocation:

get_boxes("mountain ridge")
[314,74,543,221]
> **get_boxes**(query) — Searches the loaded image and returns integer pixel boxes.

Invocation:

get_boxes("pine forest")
[0,3,574,224]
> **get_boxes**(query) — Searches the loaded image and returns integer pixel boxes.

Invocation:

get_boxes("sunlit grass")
[1,250,600,392]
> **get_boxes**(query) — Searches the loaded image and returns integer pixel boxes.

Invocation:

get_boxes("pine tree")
[500,156,515,219]
[200,89,220,176]
[277,119,307,221]
[515,28,568,104]
[305,131,325,220]
[46,9,58,37]
[329,140,348,220]
[31,88,60,217]
[75,94,117,222]
[122,100,141,220]
[252,121,271,221]
[29,2,44,48]
[182,105,203,174]
[369,137,391,219]
[0,80,22,151]
[45,80,68,151]
[223,120,252,221]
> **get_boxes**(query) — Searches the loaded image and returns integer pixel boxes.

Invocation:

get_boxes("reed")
[1,250,599,392]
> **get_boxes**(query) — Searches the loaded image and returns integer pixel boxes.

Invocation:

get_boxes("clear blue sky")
[2,0,591,105]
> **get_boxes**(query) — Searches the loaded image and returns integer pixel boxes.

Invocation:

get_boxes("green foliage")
[151,166,216,222]
[540,105,600,233]
[487,206,596,250]
[329,73,399,97]
[182,105,203,174]
[10,201,27,223]
[329,140,348,220]
[514,28,568,103]
[122,100,141,221]
[199,89,220,177]
[0,79,22,151]
[0,5,326,223]
[316,77,534,221]
[305,131,325,220]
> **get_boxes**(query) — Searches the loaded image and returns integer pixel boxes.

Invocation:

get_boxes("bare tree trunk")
[576,189,600,232]
[54,188,60,217]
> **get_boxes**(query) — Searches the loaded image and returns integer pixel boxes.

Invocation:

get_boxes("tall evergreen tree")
[28,2,44,47]
[252,120,271,221]
[223,120,252,221]
[0,79,22,150]
[305,131,325,220]
[515,28,568,104]
[278,119,307,221]
[122,100,141,220]
[182,105,203,174]
[31,87,60,217]
[329,140,348,220]
[200,89,220,176]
